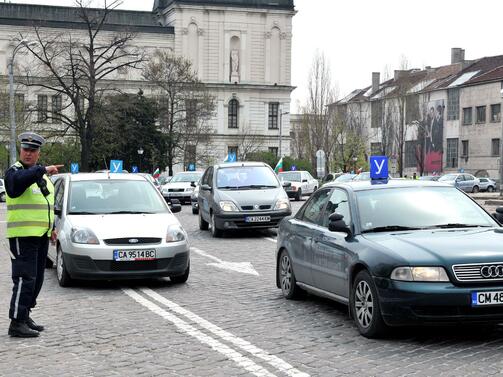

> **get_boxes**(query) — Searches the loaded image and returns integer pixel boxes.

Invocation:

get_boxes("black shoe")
[26,317,44,332]
[8,320,39,338]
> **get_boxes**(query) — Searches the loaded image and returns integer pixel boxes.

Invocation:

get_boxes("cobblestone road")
[1,195,503,377]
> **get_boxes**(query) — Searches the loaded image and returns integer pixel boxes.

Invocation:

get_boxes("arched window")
[228,99,239,128]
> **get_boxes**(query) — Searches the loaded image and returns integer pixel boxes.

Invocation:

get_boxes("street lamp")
[137,147,144,172]
[8,39,36,165]
[279,111,289,157]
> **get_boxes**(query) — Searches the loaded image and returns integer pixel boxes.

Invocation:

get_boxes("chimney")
[372,72,380,93]
[451,47,464,64]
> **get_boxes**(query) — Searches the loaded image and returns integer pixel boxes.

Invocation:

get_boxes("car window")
[216,166,278,189]
[201,167,211,185]
[298,189,331,225]
[479,178,487,183]
[171,172,203,183]
[321,189,351,228]
[54,179,65,209]
[278,172,301,182]
[463,175,473,181]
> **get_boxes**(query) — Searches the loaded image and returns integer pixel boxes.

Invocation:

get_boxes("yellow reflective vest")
[6,162,55,238]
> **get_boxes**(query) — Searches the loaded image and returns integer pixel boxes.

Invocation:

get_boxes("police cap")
[18,132,45,150]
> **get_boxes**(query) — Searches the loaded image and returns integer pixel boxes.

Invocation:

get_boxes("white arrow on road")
[192,247,259,276]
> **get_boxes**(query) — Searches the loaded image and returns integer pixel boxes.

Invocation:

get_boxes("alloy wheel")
[355,280,374,328]
[57,249,63,281]
[280,254,292,293]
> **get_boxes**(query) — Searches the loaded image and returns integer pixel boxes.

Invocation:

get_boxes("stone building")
[0,0,295,172]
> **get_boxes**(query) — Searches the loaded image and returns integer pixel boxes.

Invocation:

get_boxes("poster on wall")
[418,99,444,174]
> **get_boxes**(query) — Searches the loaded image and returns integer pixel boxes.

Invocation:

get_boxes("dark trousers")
[8,236,49,321]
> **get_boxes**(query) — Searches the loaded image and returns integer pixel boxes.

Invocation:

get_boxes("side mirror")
[201,184,212,191]
[169,198,182,213]
[282,181,291,188]
[54,207,62,217]
[328,212,352,237]
[190,181,196,187]
[494,207,503,223]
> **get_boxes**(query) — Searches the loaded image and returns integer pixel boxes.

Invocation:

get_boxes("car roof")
[322,179,453,192]
[215,161,268,169]
[60,173,148,182]
[174,171,204,175]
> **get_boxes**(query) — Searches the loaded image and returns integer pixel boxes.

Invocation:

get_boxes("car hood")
[217,188,285,207]
[67,213,181,239]
[163,182,192,189]
[363,227,503,265]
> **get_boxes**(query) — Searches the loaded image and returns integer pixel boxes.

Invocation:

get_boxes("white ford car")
[278,171,318,201]
[48,173,189,287]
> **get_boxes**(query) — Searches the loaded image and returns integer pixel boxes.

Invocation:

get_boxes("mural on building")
[419,99,444,174]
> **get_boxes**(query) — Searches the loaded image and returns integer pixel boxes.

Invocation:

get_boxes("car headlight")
[71,227,99,244]
[166,224,186,242]
[219,201,239,212]
[391,266,449,282]
[274,198,291,211]
[185,187,194,192]
[291,186,298,191]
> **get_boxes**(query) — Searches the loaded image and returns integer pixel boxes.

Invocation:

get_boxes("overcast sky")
[8,0,503,111]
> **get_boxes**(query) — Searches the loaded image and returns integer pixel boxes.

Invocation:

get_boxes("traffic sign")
[110,160,123,173]
[291,165,297,171]
[70,163,79,174]
[132,165,139,173]
[227,153,236,163]
[188,163,196,171]
[370,156,388,180]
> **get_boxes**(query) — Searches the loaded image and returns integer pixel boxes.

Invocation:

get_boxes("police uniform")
[5,132,55,338]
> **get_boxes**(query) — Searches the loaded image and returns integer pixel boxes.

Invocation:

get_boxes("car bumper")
[285,190,299,198]
[62,242,190,280]
[376,277,503,326]
[191,197,198,209]
[214,210,292,230]
[163,192,192,202]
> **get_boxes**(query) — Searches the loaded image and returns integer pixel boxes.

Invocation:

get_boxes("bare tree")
[233,122,265,161]
[143,50,216,175]
[17,0,145,171]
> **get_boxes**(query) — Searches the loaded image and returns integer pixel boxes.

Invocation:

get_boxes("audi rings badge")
[480,265,503,279]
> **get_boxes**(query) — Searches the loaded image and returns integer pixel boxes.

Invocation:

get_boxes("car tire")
[472,185,480,193]
[295,189,302,201]
[199,211,209,230]
[171,262,190,284]
[192,207,199,215]
[0,192,5,202]
[45,257,54,269]
[488,186,494,192]
[351,270,388,338]
[210,213,223,238]
[56,246,73,287]
[278,249,303,299]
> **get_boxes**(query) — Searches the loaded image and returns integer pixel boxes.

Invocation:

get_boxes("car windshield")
[335,174,355,182]
[438,174,457,181]
[171,173,202,183]
[279,172,301,182]
[68,180,168,215]
[217,166,279,189]
[356,186,496,233]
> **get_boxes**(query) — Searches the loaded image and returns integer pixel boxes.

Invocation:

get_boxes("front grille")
[94,259,171,272]
[104,237,162,246]
[168,189,185,192]
[453,262,503,282]
[240,205,272,211]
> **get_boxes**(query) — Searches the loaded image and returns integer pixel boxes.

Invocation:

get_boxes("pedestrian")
[5,132,63,337]
[413,172,417,180]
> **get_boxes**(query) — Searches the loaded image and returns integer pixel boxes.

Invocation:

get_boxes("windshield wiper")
[237,185,277,189]
[362,225,424,233]
[428,223,491,229]
[105,211,155,214]
[218,186,240,190]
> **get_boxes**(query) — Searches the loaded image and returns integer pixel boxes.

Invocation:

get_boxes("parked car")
[418,175,440,181]
[48,173,188,286]
[478,177,496,192]
[198,162,292,237]
[162,171,204,204]
[276,179,502,338]
[278,171,318,201]
[438,173,480,192]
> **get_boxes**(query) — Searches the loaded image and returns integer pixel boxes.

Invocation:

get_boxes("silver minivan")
[197,162,292,237]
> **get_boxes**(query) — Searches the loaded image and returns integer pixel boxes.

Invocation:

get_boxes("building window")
[404,140,417,168]
[446,138,458,168]
[228,99,238,128]
[406,95,420,124]
[37,95,48,122]
[447,88,460,120]
[268,102,279,129]
[476,106,486,123]
[52,95,62,124]
[461,140,469,157]
[462,107,472,125]
[492,138,500,157]
[268,147,278,157]
[186,99,197,128]
[371,101,383,128]
[228,146,238,159]
[491,104,501,122]
[370,142,382,155]
[15,94,25,109]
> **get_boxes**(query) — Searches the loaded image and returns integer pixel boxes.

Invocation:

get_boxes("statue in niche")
[230,49,240,82]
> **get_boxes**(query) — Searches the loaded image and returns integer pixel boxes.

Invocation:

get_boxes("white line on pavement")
[122,288,276,377]
[192,247,259,276]
[265,237,277,243]
[142,288,310,377]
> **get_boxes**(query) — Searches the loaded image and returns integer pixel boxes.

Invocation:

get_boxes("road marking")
[265,237,277,243]
[192,247,259,276]
[142,288,310,377]
[123,288,276,377]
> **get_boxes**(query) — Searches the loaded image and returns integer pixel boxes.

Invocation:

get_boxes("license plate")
[245,216,271,223]
[113,249,156,261]
[471,291,503,306]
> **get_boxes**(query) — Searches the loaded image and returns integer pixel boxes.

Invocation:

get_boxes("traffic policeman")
[5,132,62,337]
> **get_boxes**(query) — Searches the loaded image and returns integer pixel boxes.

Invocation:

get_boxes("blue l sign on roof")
[132,165,139,173]
[228,153,236,163]
[70,163,79,174]
[110,160,123,173]
[370,156,388,179]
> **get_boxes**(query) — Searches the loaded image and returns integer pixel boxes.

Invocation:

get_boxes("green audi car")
[276,179,503,338]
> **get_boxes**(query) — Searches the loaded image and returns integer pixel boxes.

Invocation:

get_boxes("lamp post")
[137,147,144,172]
[8,39,35,166]
[279,111,289,157]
